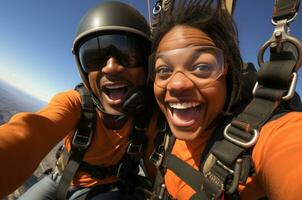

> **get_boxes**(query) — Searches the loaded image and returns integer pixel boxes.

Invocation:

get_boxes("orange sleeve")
[0,90,81,198]
[250,112,302,200]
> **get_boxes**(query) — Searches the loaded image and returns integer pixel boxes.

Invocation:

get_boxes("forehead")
[156,25,216,53]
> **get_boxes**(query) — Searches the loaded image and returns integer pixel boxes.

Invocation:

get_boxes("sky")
[0,0,301,103]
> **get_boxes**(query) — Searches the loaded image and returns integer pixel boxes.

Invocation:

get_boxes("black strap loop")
[273,0,300,23]
[79,161,119,180]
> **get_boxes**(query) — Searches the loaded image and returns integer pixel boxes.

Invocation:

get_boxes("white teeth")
[169,102,200,109]
[105,84,128,89]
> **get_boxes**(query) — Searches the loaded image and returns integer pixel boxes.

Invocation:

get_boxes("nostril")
[101,57,124,74]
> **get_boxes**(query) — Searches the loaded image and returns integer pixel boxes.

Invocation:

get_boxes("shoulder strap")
[149,113,177,200]
[57,83,96,200]
[200,0,302,196]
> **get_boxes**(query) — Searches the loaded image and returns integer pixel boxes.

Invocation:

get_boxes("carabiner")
[258,19,302,71]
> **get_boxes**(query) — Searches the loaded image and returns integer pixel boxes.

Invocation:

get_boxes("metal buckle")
[252,72,298,100]
[149,150,164,168]
[225,158,243,194]
[127,142,142,155]
[116,163,123,179]
[258,19,302,71]
[224,124,259,148]
[153,1,162,15]
[203,158,243,197]
[72,129,92,149]
[203,171,224,200]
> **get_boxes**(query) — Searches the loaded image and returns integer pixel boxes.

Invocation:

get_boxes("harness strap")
[272,0,300,23]
[57,84,96,200]
[164,154,209,198]
[79,161,119,180]
[201,50,297,196]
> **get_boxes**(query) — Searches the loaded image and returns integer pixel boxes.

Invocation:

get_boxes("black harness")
[56,83,149,200]
[149,0,302,199]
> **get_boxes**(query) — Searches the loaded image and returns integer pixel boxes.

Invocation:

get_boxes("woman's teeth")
[169,102,200,109]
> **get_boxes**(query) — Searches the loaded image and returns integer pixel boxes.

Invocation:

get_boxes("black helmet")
[72,1,150,90]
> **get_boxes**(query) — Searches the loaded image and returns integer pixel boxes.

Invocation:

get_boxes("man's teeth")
[169,102,200,109]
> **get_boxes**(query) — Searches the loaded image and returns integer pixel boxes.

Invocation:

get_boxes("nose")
[101,57,125,74]
[166,71,195,92]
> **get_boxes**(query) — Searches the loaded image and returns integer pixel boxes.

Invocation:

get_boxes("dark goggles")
[77,34,149,73]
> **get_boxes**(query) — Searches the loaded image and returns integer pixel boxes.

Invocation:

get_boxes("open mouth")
[102,83,130,104]
[167,102,202,127]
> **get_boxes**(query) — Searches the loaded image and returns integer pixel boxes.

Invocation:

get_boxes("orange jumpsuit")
[164,112,302,200]
[0,90,158,198]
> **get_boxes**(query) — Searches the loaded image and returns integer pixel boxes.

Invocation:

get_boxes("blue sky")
[0,0,301,102]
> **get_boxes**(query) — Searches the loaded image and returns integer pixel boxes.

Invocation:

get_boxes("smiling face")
[88,57,146,116]
[153,25,227,140]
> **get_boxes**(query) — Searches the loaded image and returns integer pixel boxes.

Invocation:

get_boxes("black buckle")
[149,150,164,168]
[127,142,142,155]
[202,171,224,199]
[72,129,92,149]
[224,124,259,148]
[203,155,243,196]
[90,167,107,180]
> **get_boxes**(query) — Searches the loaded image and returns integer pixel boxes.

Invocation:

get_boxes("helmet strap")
[90,87,146,119]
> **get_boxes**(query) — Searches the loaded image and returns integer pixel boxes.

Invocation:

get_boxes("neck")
[99,111,129,130]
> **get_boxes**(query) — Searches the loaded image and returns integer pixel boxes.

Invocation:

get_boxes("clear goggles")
[149,46,225,89]
[77,34,149,73]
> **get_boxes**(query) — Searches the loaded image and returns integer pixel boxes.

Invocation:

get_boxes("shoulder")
[49,89,81,108]
[40,89,82,119]
[253,111,302,170]
[251,112,302,199]
[260,111,302,138]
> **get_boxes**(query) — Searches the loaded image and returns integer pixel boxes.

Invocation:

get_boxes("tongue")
[173,107,200,122]
[108,89,126,100]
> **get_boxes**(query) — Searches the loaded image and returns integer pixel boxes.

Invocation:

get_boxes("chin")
[170,126,201,141]
[102,105,124,116]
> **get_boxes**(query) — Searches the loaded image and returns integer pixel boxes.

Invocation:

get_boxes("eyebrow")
[155,48,213,68]
[155,54,174,67]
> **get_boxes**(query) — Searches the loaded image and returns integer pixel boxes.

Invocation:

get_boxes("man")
[0,2,156,199]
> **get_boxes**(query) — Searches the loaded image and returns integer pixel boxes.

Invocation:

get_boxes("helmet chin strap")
[90,95,127,121]
[90,87,146,122]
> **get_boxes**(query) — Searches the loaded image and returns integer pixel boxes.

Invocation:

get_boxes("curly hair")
[151,0,243,112]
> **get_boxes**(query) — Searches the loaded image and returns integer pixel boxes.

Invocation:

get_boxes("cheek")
[153,84,166,109]
[88,72,100,95]
[128,68,146,86]
[202,78,227,115]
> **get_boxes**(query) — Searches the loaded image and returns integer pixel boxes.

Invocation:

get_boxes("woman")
[148,0,302,199]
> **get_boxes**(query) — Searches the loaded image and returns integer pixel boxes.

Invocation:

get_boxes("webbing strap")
[204,49,298,197]
[57,84,96,200]
[57,149,86,200]
[164,154,204,192]
[79,161,119,180]
[164,153,225,200]
[273,0,300,22]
